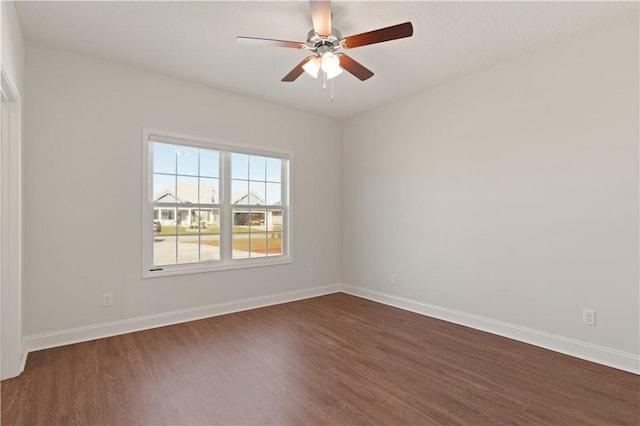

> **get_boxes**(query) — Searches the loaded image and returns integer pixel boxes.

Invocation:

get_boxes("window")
[143,130,290,277]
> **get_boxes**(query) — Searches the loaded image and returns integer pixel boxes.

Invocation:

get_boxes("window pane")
[176,176,199,205]
[267,231,282,256]
[200,149,219,178]
[201,234,220,261]
[249,232,267,258]
[249,155,266,181]
[153,174,175,203]
[153,142,176,174]
[232,234,250,259]
[189,210,202,230]
[189,208,218,233]
[249,181,266,205]
[177,235,200,264]
[200,178,219,204]
[249,210,266,227]
[231,153,249,179]
[153,206,177,266]
[159,208,176,223]
[154,234,176,266]
[233,208,251,227]
[202,208,220,232]
[266,158,281,183]
[266,183,281,205]
[154,207,177,230]
[232,179,249,205]
[231,209,251,259]
[177,145,199,176]
[176,208,191,228]
[267,209,283,256]
[232,206,270,259]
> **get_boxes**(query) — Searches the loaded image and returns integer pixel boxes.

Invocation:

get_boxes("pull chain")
[331,77,334,102]
[320,71,335,102]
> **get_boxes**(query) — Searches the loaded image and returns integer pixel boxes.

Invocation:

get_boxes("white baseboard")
[342,285,640,375]
[0,341,26,380]
[24,284,342,354]
[22,283,639,376]
[20,341,28,372]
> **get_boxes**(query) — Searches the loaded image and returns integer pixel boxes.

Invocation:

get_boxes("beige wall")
[23,44,342,336]
[342,18,639,365]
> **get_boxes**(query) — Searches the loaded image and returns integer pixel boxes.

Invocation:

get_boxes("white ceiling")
[15,1,638,119]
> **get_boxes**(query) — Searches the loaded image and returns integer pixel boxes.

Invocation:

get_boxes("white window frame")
[142,129,292,278]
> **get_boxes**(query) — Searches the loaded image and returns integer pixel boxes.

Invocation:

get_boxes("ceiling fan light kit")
[320,51,341,75]
[302,56,321,78]
[237,0,414,97]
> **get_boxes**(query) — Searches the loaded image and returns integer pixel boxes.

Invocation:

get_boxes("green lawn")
[189,233,283,254]
[158,225,219,235]
[158,225,281,253]
[158,226,255,235]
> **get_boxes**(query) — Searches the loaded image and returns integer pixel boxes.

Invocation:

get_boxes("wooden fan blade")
[310,0,332,37]
[282,57,314,82]
[236,36,306,49]
[341,22,413,49]
[338,54,374,81]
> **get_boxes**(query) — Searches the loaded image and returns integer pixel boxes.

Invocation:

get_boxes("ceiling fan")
[236,0,413,82]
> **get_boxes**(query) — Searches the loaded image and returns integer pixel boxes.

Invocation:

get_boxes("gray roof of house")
[154,182,217,204]
[154,182,271,205]
[231,191,265,205]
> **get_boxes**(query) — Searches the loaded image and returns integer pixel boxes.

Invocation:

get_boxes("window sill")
[142,256,293,279]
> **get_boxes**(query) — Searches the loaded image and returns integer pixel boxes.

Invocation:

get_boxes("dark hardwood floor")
[1,293,638,425]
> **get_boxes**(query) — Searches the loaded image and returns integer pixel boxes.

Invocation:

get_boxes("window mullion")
[221,152,232,262]
[146,141,154,270]
[174,147,179,265]
[281,158,288,257]
[197,149,201,262]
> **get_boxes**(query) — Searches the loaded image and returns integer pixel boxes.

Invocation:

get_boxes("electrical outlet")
[390,273,397,285]
[307,268,314,279]
[582,309,596,326]
[102,293,113,308]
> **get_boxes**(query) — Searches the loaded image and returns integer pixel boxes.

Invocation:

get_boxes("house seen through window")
[143,131,290,277]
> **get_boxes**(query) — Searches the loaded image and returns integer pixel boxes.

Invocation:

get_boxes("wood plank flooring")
[1,293,638,425]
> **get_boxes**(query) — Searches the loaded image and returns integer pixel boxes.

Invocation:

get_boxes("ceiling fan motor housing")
[307,29,342,56]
